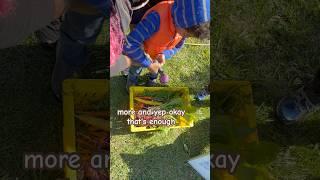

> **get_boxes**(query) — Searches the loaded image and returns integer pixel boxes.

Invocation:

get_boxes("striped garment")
[123,0,210,67]
[123,11,185,67]
[172,0,210,28]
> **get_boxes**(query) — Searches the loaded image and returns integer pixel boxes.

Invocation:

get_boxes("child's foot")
[159,73,169,84]
[146,79,157,86]
[276,86,320,124]
[145,72,158,86]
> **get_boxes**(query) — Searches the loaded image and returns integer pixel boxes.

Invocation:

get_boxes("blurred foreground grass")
[212,0,320,179]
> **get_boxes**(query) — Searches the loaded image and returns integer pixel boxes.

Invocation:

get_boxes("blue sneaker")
[276,86,320,124]
[145,72,158,86]
[146,79,157,86]
[195,87,210,101]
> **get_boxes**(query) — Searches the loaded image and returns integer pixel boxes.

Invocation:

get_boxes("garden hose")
[184,42,210,46]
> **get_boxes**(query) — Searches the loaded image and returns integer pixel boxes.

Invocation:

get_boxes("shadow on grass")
[191,99,210,108]
[216,78,320,147]
[177,68,210,95]
[81,45,109,79]
[0,45,63,179]
[110,75,131,136]
[0,44,107,179]
[120,118,210,179]
[257,118,320,146]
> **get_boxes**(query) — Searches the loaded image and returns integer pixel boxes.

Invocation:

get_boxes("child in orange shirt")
[123,0,210,90]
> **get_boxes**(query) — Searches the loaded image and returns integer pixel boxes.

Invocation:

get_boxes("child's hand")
[156,54,166,66]
[148,62,161,73]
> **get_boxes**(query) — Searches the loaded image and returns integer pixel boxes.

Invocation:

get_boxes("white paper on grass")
[188,153,210,180]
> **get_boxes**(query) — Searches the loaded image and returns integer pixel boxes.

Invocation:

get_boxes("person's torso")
[142,1,183,59]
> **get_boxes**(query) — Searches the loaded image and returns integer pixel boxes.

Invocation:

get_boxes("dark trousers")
[128,65,158,84]
[51,9,105,98]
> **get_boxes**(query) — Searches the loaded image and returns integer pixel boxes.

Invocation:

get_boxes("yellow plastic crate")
[129,86,194,132]
[63,79,109,180]
[213,80,257,141]
[212,81,258,180]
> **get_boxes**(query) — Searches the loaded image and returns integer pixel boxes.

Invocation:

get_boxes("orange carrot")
[136,96,153,100]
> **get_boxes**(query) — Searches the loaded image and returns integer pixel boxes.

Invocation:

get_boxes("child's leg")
[126,64,144,90]
[148,72,159,80]
[145,72,159,86]
[51,9,104,99]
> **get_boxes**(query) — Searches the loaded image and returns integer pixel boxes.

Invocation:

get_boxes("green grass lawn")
[213,0,320,179]
[0,22,108,179]
[110,38,210,179]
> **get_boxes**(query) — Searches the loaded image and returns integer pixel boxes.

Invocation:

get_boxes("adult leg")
[126,64,144,91]
[51,8,104,99]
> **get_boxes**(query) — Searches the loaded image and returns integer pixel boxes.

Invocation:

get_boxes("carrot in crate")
[134,102,145,110]
[135,96,153,100]
[76,120,109,179]
[134,97,162,106]
[75,114,109,131]
[78,161,108,180]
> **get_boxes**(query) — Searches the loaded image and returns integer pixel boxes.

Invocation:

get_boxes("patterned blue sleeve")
[162,38,186,60]
[123,12,160,67]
